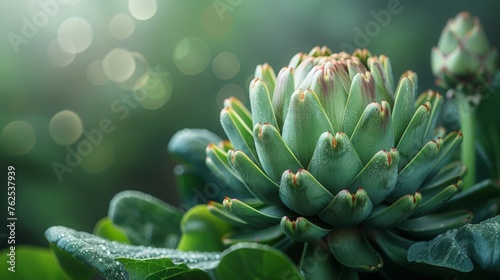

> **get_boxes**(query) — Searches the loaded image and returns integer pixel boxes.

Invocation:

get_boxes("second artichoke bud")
[431,11,497,90]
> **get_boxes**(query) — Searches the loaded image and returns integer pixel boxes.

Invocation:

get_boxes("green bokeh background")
[0,0,498,249]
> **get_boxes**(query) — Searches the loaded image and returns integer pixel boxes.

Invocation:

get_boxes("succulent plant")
[183,46,467,273]
[431,11,497,90]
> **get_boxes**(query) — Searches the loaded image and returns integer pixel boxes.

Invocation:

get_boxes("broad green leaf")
[177,205,232,252]
[0,246,68,280]
[50,244,96,280]
[93,217,130,244]
[109,190,183,248]
[214,243,304,280]
[46,226,129,280]
[45,226,222,280]
[408,215,500,274]
[116,258,210,280]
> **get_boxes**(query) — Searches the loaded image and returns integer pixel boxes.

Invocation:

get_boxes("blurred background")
[0,0,499,249]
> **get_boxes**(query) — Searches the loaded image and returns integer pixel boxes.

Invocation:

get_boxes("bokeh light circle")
[215,84,246,109]
[49,110,84,146]
[133,74,172,110]
[103,48,136,82]
[109,13,135,40]
[47,39,75,67]
[116,52,149,91]
[212,52,240,80]
[57,17,93,54]
[128,0,157,21]
[173,37,211,75]
[80,138,115,174]
[1,121,36,156]
[0,80,27,113]
[87,59,109,86]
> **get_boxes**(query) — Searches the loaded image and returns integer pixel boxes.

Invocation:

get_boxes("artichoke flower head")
[201,46,464,272]
[432,11,497,90]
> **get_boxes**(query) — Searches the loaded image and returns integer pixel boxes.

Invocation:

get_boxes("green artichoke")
[172,46,466,273]
[431,11,497,90]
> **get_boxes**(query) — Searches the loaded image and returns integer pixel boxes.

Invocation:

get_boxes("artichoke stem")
[455,91,476,189]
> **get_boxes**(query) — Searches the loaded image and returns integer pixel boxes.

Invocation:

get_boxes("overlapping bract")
[205,47,465,272]
[431,11,497,89]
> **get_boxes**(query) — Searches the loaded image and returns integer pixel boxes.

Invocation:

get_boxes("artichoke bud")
[208,46,464,246]
[431,11,497,90]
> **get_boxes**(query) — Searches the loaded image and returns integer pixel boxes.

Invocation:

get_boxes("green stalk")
[455,91,476,189]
